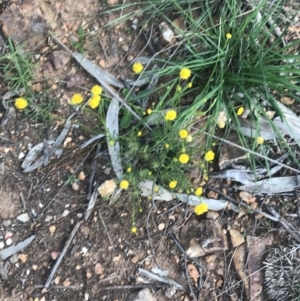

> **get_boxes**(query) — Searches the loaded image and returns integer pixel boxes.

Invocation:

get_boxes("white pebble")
[6,238,12,246]
[17,213,30,223]
[0,241,5,249]
[158,223,165,231]
[62,210,69,217]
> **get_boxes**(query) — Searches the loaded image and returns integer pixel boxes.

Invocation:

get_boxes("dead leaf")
[131,255,139,264]
[63,279,71,287]
[247,235,274,301]
[78,171,86,181]
[188,264,199,282]
[281,96,294,105]
[18,253,28,263]
[98,179,117,197]
[229,229,245,247]
[49,225,56,235]
[239,191,256,203]
[94,263,104,275]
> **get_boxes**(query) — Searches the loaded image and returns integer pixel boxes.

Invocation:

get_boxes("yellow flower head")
[237,107,244,116]
[88,94,101,109]
[137,131,142,137]
[194,203,208,215]
[70,93,83,105]
[120,180,129,190]
[91,85,102,95]
[179,153,189,164]
[205,150,215,162]
[195,187,203,196]
[169,180,177,189]
[127,167,132,173]
[147,108,152,115]
[218,121,226,129]
[132,62,144,74]
[187,82,193,88]
[165,143,170,149]
[179,129,189,139]
[131,226,137,233]
[256,136,264,145]
[15,97,28,110]
[165,110,177,121]
[226,33,232,39]
[179,68,191,80]
[154,186,159,192]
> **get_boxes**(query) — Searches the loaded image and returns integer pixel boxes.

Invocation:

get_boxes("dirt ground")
[0,1,300,301]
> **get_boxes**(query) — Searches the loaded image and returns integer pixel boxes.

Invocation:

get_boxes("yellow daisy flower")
[179,68,191,80]
[88,94,101,109]
[194,203,208,215]
[179,153,189,164]
[226,33,232,39]
[91,85,102,95]
[132,62,144,74]
[165,110,177,121]
[70,93,83,105]
[147,108,152,115]
[137,131,142,137]
[165,143,170,149]
[205,150,215,162]
[15,97,28,110]
[179,129,189,139]
[237,107,244,116]
[195,187,203,196]
[127,167,132,173]
[256,136,264,145]
[131,226,137,233]
[169,180,177,189]
[120,180,129,190]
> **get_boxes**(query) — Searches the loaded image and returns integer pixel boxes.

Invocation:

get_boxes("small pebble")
[158,223,165,231]
[17,213,30,223]
[18,152,25,159]
[62,210,69,217]
[10,254,19,264]
[5,237,12,245]
[0,242,5,249]
[3,220,12,227]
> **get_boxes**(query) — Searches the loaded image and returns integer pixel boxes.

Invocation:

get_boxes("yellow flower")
[137,131,142,137]
[120,180,129,190]
[131,226,137,233]
[179,129,189,139]
[109,140,114,146]
[195,187,203,196]
[226,33,232,39]
[186,135,193,143]
[147,108,152,115]
[165,110,177,121]
[127,167,132,173]
[177,85,182,92]
[179,68,191,80]
[169,181,177,189]
[154,186,159,192]
[14,97,28,110]
[88,94,101,109]
[205,150,215,162]
[179,153,189,164]
[256,136,264,145]
[70,93,83,105]
[203,174,209,181]
[132,62,144,74]
[165,143,170,149]
[218,121,226,129]
[237,107,244,116]
[91,85,102,95]
[187,82,193,88]
[194,203,208,215]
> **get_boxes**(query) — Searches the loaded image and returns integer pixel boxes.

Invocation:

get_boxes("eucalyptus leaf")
[106,97,123,179]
